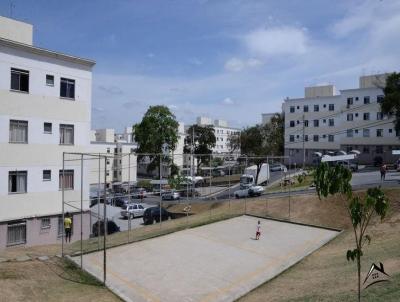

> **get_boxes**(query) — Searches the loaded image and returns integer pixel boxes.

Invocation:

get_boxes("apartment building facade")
[0,16,95,248]
[283,74,400,165]
[194,116,241,154]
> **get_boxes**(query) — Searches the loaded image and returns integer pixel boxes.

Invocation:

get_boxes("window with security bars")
[9,171,27,193]
[9,120,28,143]
[59,124,74,145]
[10,68,29,92]
[7,221,26,246]
[60,78,75,99]
[41,217,51,229]
[59,170,74,190]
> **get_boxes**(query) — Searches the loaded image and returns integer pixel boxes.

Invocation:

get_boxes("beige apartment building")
[283,74,399,165]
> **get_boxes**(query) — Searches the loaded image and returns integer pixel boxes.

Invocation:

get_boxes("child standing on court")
[256,220,261,240]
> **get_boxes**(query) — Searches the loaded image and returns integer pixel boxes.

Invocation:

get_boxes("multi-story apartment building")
[0,16,95,248]
[89,128,137,190]
[193,116,241,154]
[283,74,399,165]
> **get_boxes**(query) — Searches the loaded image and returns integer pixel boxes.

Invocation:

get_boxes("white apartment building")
[0,16,95,248]
[89,128,137,190]
[283,74,399,165]
[194,116,241,154]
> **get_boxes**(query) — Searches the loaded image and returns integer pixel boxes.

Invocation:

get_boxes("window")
[304,120,309,127]
[347,129,353,137]
[347,113,353,121]
[314,105,319,112]
[376,146,383,154]
[376,112,384,120]
[377,95,384,103]
[376,129,383,137]
[347,97,353,106]
[8,171,27,193]
[7,221,26,246]
[46,75,54,86]
[10,68,29,92]
[389,129,393,134]
[363,129,370,137]
[44,122,52,134]
[9,120,28,143]
[303,105,309,112]
[107,148,110,153]
[60,78,75,99]
[296,120,300,125]
[323,119,326,124]
[41,217,51,229]
[304,135,309,141]
[355,97,359,101]
[296,135,300,139]
[290,121,295,127]
[43,170,51,181]
[328,104,334,111]
[328,135,334,142]
[59,170,74,190]
[355,129,358,134]
[329,119,334,127]
[59,124,74,145]
[290,106,295,113]
[297,106,300,109]
[289,135,294,142]
[363,146,369,154]
[313,135,319,142]
[364,96,370,104]
[363,113,370,120]
[313,120,319,127]
[322,134,326,139]
[355,113,358,117]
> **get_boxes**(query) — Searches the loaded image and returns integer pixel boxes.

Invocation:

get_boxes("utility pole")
[302,114,305,169]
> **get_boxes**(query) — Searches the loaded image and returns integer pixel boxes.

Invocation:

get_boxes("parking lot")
[74,215,339,302]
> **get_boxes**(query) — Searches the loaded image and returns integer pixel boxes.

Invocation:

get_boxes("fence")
[61,152,302,283]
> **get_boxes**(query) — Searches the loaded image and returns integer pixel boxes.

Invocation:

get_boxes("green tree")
[133,105,179,177]
[263,113,284,156]
[380,72,400,134]
[184,124,216,170]
[314,163,389,302]
[168,174,185,190]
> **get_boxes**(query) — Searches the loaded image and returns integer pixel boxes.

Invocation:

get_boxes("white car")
[234,186,264,198]
[120,203,145,219]
[162,191,180,200]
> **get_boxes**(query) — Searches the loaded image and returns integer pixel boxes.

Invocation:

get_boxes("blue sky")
[1,0,400,131]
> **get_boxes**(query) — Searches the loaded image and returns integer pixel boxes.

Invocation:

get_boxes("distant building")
[0,16,95,248]
[190,116,241,154]
[283,74,399,165]
[261,113,278,125]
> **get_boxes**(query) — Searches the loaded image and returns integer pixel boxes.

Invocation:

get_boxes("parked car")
[162,191,180,200]
[337,161,358,172]
[132,188,147,199]
[120,203,146,219]
[92,220,120,236]
[143,207,173,224]
[234,185,264,198]
[248,186,264,197]
[114,196,130,208]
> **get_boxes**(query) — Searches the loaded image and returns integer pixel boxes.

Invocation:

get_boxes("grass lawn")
[267,174,314,193]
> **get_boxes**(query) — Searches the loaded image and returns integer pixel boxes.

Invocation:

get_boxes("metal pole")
[228,164,231,214]
[128,153,131,243]
[209,154,212,219]
[302,114,305,169]
[97,153,100,251]
[289,157,291,220]
[159,154,162,228]
[80,154,83,268]
[61,153,65,257]
[103,156,107,285]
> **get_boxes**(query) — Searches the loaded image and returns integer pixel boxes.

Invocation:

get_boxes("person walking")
[380,164,387,182]
[255,220,261,240]
[64,212,72,243]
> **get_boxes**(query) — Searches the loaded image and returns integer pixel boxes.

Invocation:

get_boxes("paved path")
[74,215,339,302]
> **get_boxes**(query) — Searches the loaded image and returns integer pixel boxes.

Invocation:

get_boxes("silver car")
[120,203,145,219]
[162,191,180,200]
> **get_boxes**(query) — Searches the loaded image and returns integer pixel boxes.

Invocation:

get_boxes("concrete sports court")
[74,215,339,302]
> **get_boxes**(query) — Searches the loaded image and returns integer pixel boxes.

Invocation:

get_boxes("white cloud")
[224,57,263,72]
[224,58,245,72]
[243,26,308,57]
[222,97,235,105]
